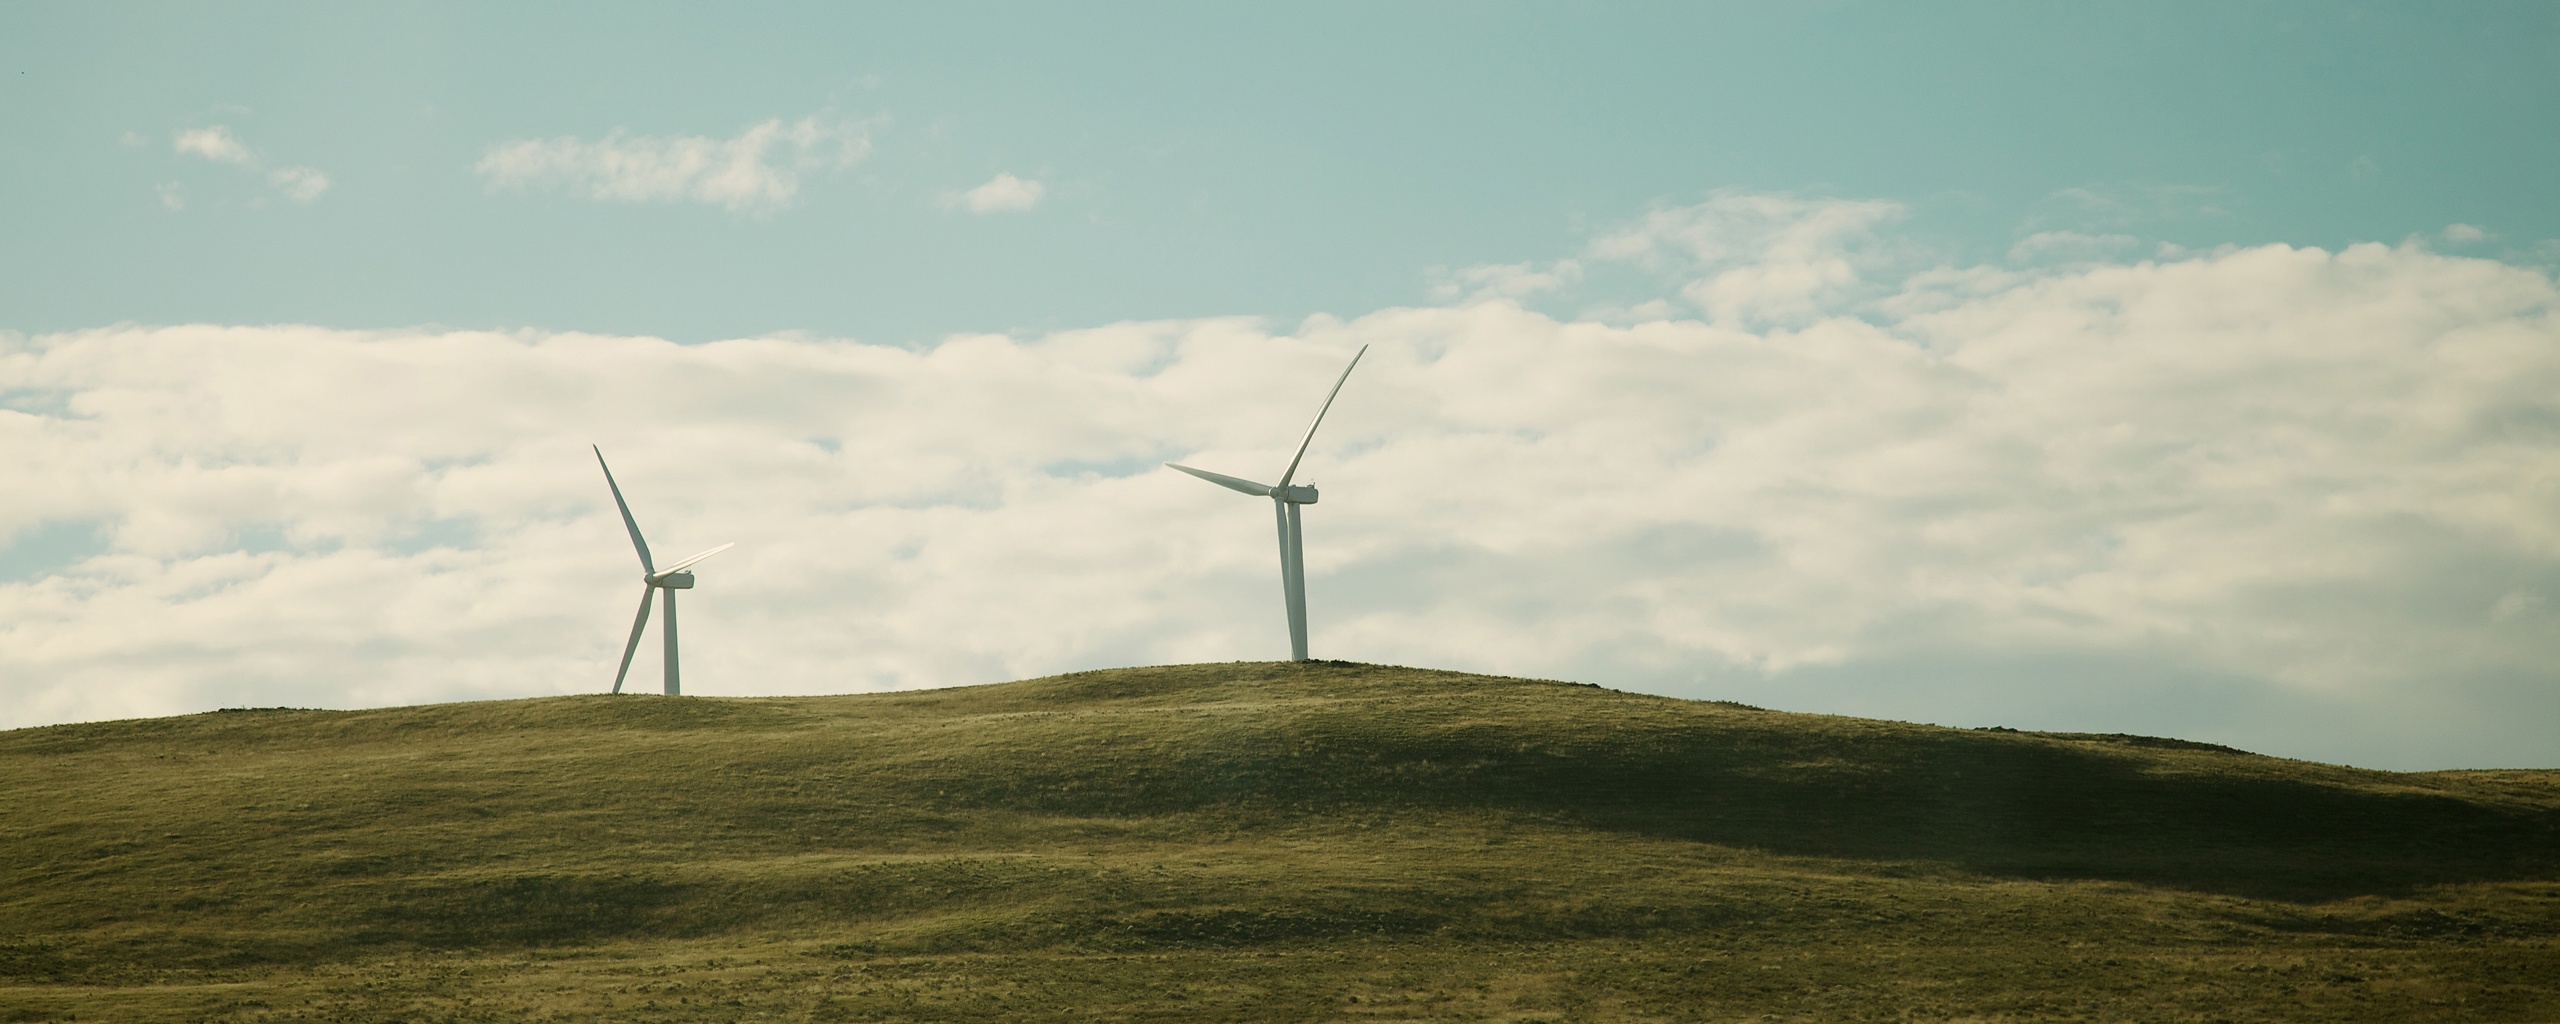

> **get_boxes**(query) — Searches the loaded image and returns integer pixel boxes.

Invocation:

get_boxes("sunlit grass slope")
[4,661,2557,1022]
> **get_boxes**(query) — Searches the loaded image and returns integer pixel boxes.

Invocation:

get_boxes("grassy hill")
[3,661,2556,1022]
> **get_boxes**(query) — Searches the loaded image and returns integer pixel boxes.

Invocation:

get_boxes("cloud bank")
[474,116,871,214]
[3,197,2555,768]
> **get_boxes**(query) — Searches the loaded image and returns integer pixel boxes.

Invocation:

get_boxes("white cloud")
[474,116,871,214]
[3,198,2558,769]
[956,172,1045,214]
[173,126,255,165]
[2003,183,2229,273]
[166,125,330,205]
[267,167,330,203]
[1430,260,1583,302]
[1587,191,1906,326]
[2444,223,2488,244]
[2007,231,2141,264]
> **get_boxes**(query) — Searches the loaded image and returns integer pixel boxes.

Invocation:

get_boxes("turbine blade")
[594,446,655,574]
[1275,344,1368,489]
[1166,462,1274,497]
[656,542,735,577]
[612,585,655,694]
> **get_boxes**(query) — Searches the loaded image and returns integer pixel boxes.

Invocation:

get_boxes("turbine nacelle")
[643,542,733,591]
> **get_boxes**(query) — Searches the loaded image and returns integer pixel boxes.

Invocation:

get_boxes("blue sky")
[8,2,2555,341]
[3,3,2558,770]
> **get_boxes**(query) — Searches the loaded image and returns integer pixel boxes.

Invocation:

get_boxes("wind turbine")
[594,446,734,695]
[1166,344,1367,662]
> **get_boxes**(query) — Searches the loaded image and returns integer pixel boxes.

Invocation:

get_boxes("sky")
[2,2,2557,770]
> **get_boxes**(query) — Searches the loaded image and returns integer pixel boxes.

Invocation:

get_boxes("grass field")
[3,661,2556,1022]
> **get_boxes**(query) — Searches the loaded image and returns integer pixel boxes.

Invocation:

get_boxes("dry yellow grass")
[4,661,2555,1021]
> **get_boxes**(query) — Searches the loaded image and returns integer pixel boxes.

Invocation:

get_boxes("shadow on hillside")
[1524,735,2560,902]
[939,679,2560,903]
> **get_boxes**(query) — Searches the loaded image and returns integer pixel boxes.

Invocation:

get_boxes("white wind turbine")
[1166,345,1367,662]
[595,446,734,695]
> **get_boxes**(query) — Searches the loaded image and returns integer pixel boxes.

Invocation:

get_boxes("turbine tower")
[1166,345,1367,662]
[595,446,734,695]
